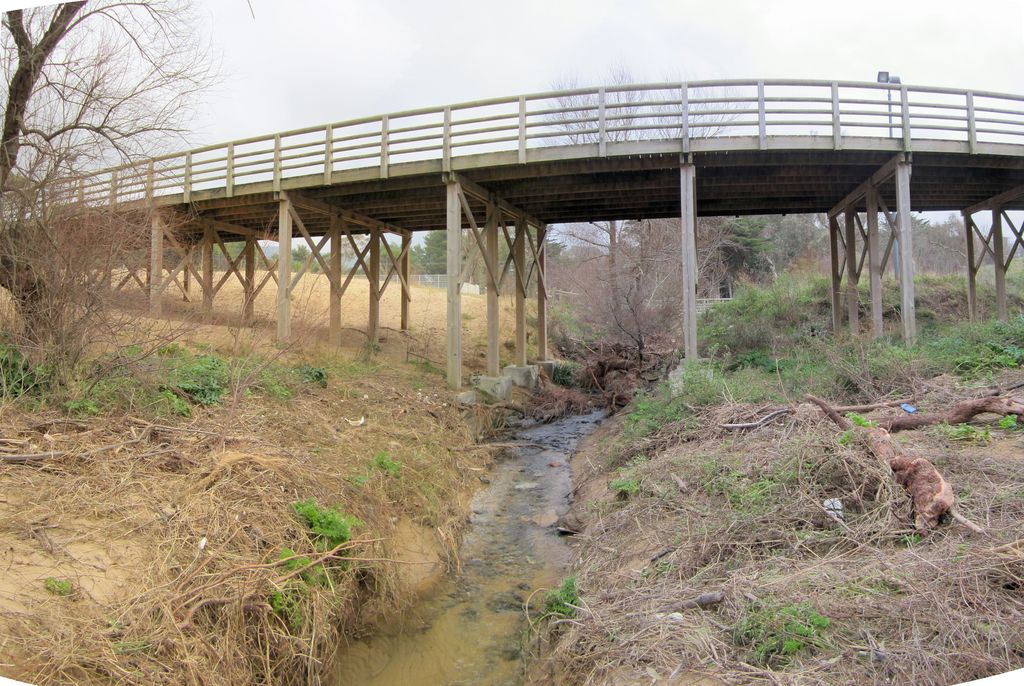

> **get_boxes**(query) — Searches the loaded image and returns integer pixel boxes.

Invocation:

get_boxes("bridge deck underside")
[180,150,1024,239]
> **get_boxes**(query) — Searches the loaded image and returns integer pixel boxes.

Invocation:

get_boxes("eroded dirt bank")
[536,372,1024,685]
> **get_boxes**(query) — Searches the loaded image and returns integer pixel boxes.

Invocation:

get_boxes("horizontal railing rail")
[64,79,1024,207]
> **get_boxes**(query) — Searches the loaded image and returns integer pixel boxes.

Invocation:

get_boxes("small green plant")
[44,577,73,596]
[348,473,371,487]
[900,533,923,547]
[543,576,579,619]
[837,429,854,446]
[998,415,1021,431]
[936,422,991,444]
[164,353,230,407]
[845,412,877,428]
[609,477,640,497]
[373,451,401,477]
[290,499,361,551]
[65,397,99,416]
[0,343,44,398]
[156,389,191,417]
[298,365,328,388]
[734,602,831,666]
[268,582,307,632]
[278,548,328,587]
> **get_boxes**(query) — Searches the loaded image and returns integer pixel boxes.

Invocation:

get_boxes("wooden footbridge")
[77,79,1024,387]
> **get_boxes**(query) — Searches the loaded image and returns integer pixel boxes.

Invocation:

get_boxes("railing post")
[273,134,282,193]
[184,151,192,203]
[966,91,977,154]
[146,160,155,200]
[831,82,842,150]
[324,124,333,184]
[757,80,767,150]
[518,96,527,164]
[109,170,118,206]
[380,115,389,179]
[900,85,911,151]
[77,178,85,204]
[680,82,689,154]
[443,106,452,172]
[226,143,235,197]
[598,87,607,157]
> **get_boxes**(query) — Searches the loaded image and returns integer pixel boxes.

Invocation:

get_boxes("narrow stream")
[332,410,604,686]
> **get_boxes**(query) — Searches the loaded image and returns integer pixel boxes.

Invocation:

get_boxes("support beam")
[844,207,859,334]
[277,194,293,345]
[485,204,500,375]
[243,236,255,324]
[866,188,883,338]
[964,211,977,322]
[828,214,842,332]
[329,215,342,344]
[679,161,698,360]
[202,224,214,320]
[514,217,528,367]
[400,231,411,332]
[368,226,381,344]
[446,180,463,388]
[149,213,164,317]
[536,223,548,361]
[993,207,1007,322]
[895,160,916,342]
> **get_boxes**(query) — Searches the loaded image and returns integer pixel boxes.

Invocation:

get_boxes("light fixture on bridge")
[877,71,902,138]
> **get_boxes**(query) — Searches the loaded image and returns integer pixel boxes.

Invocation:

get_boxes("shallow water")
[332,410,604,686]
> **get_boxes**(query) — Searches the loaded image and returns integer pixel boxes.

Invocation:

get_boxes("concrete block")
[474,375,512,402]
[455,390,477,406]
[537,360,556,380]
[502,365,539,391]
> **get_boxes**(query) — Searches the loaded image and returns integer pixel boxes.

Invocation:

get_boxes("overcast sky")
[189,0,1024,147]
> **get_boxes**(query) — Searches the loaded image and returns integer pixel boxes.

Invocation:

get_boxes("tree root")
[878,395,1024,432]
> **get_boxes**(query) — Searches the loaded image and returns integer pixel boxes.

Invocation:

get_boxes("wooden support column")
[679,161,698,360]
[895,160,916,342]
[536,223,548,361]
[400,231,411,332]
[183,260,191,301]
[513,217,528,367]
[243,236,255,324]
[446,180,463,388]
[866,188,883,338]
[485,204,500,376]
[828,214,842,332]
[276,195,293,345]
[964,211,978,322]
[202,224,214,320]
[844,207,859,334]
[149,213,164,317]
[368,226,381,344]
[993,207,1008,322]
[328,215,342,344]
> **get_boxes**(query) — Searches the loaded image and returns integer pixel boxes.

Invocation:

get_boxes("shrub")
[298,365,328,388]
[268,582,307,632]
[168,353,229,406]
[551,360,583,387]
[0,342,44,398]
[609,477,640,497]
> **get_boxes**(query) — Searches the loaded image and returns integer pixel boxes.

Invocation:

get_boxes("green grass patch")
[373,451,401,477]
[734,602,831,666]
[609,477,640,498]
[936,422,991,444]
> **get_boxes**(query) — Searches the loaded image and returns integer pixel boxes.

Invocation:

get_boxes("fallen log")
[878,395,1024,432]
[806,395,954,532]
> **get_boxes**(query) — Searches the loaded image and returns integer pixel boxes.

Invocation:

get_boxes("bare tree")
[0,1,212,371]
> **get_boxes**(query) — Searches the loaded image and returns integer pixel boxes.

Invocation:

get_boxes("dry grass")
[541,373,1024,685]
[0,270,522,685]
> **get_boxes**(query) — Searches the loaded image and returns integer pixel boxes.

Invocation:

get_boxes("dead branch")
[720,408,792,430]
[807,395,954,531]
[878,395,1024,432]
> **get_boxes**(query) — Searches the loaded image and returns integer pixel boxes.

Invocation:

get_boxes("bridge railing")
[67,79,1024,206]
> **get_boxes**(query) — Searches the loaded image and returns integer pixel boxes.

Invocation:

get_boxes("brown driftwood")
[878,395,1024,432]
[807,395,954,531]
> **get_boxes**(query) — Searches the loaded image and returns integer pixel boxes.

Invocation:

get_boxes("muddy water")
[332,410,604,686]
